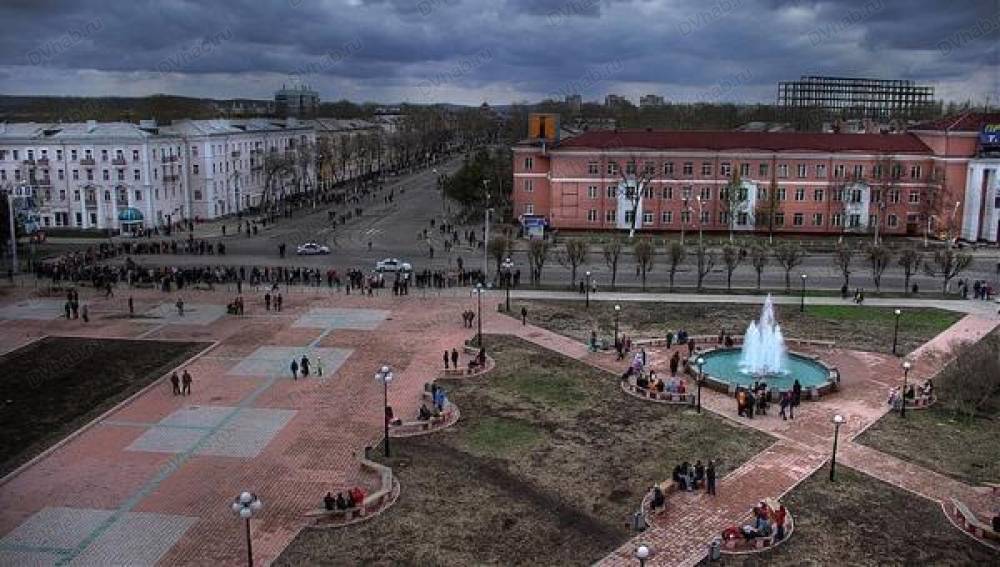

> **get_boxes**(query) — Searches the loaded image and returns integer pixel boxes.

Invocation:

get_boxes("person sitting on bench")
[636,374,649,389]
[336,492,348,510]
[345,490,356,509]
[324,492,336,511]
[418,404,432,421]
[349,487,366,507]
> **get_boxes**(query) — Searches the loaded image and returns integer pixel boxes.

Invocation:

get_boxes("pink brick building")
[512,112,1000,243]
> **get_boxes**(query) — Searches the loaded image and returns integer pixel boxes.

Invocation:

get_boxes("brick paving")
[0,284,996,566]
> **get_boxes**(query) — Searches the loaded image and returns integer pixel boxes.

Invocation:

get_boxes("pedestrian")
[300,355,310,377]
[316,358,324,377]
[264,292,271,310]
[176,298,185,317]
[687,337,695,356]
[290,359,299,380]
[779,391,791,420]
[170,371,181,395]
[521,306,527,325]
[665,331,673,349]
[105,282,114,298]
[792,379,802,407]
[706,460,717,495]
[451,348,459,369]
[276,293,283,311]
[64,301,72,319]
[128,296,134,317]
[81,304,89,323]
[444,350,450,369]
[181,369,192,395]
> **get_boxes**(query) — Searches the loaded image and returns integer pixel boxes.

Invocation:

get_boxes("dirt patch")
[714,466,999,566]
[277,335,772,566]
[515,300,962,356]
[0,336,210,475]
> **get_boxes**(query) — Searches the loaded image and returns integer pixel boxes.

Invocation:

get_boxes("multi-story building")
[778,76,935,119]
[565,94,582,112]
[604,94,631,109]
[639,94,665,108]
[275,84,320,117]
[0,118,315,231]
[512,112,1000,243]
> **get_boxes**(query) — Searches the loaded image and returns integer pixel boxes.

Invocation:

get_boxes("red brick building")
[512,112,1000,242]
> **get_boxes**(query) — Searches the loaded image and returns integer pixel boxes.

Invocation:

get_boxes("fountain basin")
[695,347,835,397]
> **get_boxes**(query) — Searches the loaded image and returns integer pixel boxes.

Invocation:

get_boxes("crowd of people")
[887,378,934,409]
[322,487,368,513]
[721,500,789,543]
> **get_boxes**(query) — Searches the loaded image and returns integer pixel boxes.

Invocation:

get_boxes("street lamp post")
[696,357,705,414]
[231,491,263,567]
[892,309,901,356]
[585,270,591,309]
[501,257,514,312]
[800,273,807,313]
[829,414,845,481]
[635,544,650,567]
[475,283,484,347]
[614,304,621,348]
[375,365,394,456]
[900,360,911,418]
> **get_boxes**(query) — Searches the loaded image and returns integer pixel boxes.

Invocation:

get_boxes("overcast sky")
[0,0,996,106]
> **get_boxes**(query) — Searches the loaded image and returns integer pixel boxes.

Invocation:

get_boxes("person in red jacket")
[774,504,787,541]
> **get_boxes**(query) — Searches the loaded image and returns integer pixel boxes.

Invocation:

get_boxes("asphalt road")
[108,159,1000,294]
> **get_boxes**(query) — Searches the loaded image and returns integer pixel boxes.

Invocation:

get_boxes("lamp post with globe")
[231,491,263,567]
[376,365,394,456]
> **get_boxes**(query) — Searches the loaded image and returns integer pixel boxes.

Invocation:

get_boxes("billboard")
[982,123,1000,146]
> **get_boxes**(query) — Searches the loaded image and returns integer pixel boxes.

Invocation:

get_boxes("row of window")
[576,209,905,228]
[1,136,303,164]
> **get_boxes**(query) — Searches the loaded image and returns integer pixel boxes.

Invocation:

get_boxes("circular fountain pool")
[698,348,831,392]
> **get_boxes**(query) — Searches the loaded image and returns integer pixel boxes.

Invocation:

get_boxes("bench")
[305,453,396,525]
[721,501,795,553]
[905,395,935,409]
[623,381,695,405]
[950,498,1000,542]
[305,505,363,520]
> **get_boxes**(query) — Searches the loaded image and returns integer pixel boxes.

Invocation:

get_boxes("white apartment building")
[0,118,315,232]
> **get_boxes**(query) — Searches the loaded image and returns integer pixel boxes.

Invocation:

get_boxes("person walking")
[521,306,527,325]
[264,292,271,311]
[300,355,310,377]
[290,358,299,380]
[706,460,717,495]
[128,296,134,317]
[316,358,324,377]
[176,298,185,317]
[444,350,450,369]
[181,369,192,395]
[451,348,459,369]
[81,304,89,323]
[276,293,283,311]
[170,371,181,395]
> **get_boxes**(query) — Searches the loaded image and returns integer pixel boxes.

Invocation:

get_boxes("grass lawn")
[514,300,962,355]
[277,335,773,566]
[0,336,209,475]
[716,466,999,566]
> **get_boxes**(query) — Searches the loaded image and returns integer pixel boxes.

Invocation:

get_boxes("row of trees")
[485,234,975,294]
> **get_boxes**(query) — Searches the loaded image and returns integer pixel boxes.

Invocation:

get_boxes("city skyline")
[0,0,996,106]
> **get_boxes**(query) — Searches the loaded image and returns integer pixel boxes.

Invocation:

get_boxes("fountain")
[739,295,787,376]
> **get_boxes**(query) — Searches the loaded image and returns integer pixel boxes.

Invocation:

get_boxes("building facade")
[777,75,935,119]
[512,113,1000,243]
[639,94,665,108]
[275,85,320,117]
[0,118,315,231]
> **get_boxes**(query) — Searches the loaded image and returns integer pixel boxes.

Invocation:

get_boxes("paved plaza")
[0,283,997,565]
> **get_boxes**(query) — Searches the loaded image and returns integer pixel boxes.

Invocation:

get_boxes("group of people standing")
[290,355,323,380]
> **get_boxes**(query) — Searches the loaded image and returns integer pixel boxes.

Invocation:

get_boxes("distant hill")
[0,94,235,123]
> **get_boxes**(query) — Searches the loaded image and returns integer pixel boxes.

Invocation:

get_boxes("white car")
[296,242,330,255]
[376,258,412,272]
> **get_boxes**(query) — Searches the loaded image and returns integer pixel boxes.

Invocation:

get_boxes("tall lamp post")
[799,273,807,313]
[501,257,514,312]
[231,491,263,567]
[829,414,845,481]
[892,309,901,356]
[695,356,705,414]
[635,544,650,567]
[900,360,911,418]
[475,283,484,347]
[376,365,394,456]
[585,270,592,308]
[614,304,621,348]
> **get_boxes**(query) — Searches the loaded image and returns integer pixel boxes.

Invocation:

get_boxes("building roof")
[551,129,933,154]
[911,112,1000,132]
[307,118,380,132]
[0,121,159,141]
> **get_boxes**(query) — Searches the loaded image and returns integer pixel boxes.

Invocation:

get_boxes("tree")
[749,243,769,290]
[602,237,624,290]
[612,156,654,238]
[633,238,656,290]
[832,243,854,290]
[865,243,893,292]
[722,167,749,242]
[526,239,551,285]
[694,244,716,291]
[314,136,336,186]
[923,248,973,294]
[666,241,686,291]
[262,152,294,205]
[293,141,314,194]
[773,243,806,291]
[754,168,781,243]
[557,239,589,288]
[897,246,923,293]
[721,244,744,290]
[937,335,1000,421]
[487,234,513,277]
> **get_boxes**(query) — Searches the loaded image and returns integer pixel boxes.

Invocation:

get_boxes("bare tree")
[749,243,769,289]
[754,168,781,244]
[774,243,806,291]
[923,248,973,294]
[666,241,686,291]
[263,152,293,205]
[721,244,744,290]
[633,238,655,290]
[612,156,654,239]
[527,239,551,285]
[487,234,513,277]
[557,239,589,288]
[602,237,624,290]
[314,136,336,187]
[833,243,854,290]
[865,243,893,292]
[722,167,749,242]
[294,141,314,195]
[937,335,1000,421]
[897,246,923,293]
[694,243,716,291]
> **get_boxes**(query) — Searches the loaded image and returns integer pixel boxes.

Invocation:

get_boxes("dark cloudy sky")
[0,0,996,105]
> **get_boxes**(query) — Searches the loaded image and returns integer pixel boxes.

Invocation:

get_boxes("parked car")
[296,242,330,255]
[375,258,412,272]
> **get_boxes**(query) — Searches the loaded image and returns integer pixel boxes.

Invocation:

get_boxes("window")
[891,164,903,179]
[663,162,674,175]
[625,161,637,175]
[643,212,653,224]
[525,204,534,215]
[910,165,922,179]
[869,214,878,227]
[831,213,842,227]
[194,190,203,200]
[738,212,748,225]
[719,211,729,225]
[135,190,142,201]
[607,186,616,198]
[56,149,63,161]
[642,186,653,199]
[812,213,823,226]
[816,164,826,178]
[102,170,110,181]
[624,211,636,225]
[701,162,712,176]
[793,213,804,226]
[588,185,598,199]
[58,169,64,180]
[853,165,864,178]
[587,209,598,222]
[524,157,533,170]
[700,210,710,224]
[12,150,19,160]
[908,191,920,204]
[834,164,845,178]
[662,186,673,200]
[774,213,785,226]
[680,210,691,223]
[662,211,673,223]
[132,149,139,161]
[850,188,862,203]
[588,161,599,175]
[683,162,693,176]
[13,170,20,181]
[71,149,78,161]
[524,179,533,193]
[888,189,900,204]
[797,164,807,178]
[777,187,786,201]
[606,209,616,222]
[813,189,824,201]
[794,188,805,201]
[720,163,731,177]
[681,186,692,199]
[643,161,655,175]
[86,169,93,181]
[192,164,199,175]
[75,212,82,226]
[101,149,108,162]
[117,169,125,181]
[103,190,110,201]
[871,189,881,203]
[759,163,769,177]
[700,187,712,200]
[873,164,883,179]
[777,164,788,178]
[192,146,198,157]
[73,190,80,201]
[739,163,750,177]
[607,162,619,176]
[888,214,898,228]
